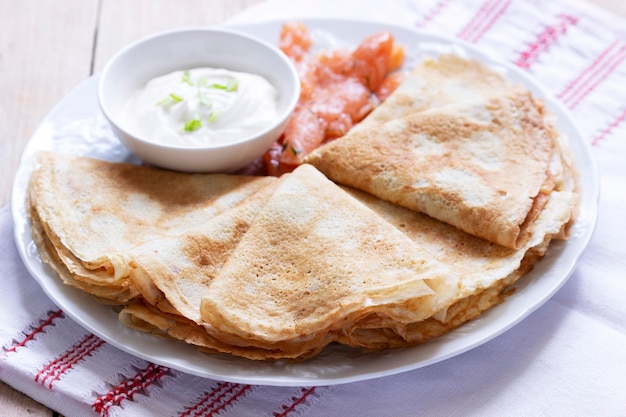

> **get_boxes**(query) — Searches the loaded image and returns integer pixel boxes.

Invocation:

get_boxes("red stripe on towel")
[35,333,105,388]
[592,108,626,146]
[416,0,453,28]
[556,40,626,109]
[202,384,252,416]
[92,363,169,417]
[515,14,579,69]
[457,0,498,40]
[274,387,318,417]
[564,44,626,109]
[180,382,252,417]
[557,40,620,99]
[457,0,510,43]
[466,0,511,43]
[4,309,64,354]
[180,382,232,417]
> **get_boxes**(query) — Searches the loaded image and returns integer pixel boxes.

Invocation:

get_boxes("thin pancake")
[129,179,281,322]
[305,87,557,249]
[200,164,446,348]
[28,151,274,302]
[352,53,516,132]
[335,186,577,349]
[30,205,135,303]
[119,300,328,360]
[336,188,578,349]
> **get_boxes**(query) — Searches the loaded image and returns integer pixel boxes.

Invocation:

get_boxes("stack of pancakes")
[28,54,579,361]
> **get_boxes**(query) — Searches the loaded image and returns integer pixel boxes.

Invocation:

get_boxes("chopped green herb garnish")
[197,77,209,87]
[156,93,184,106]
[208,83,228,90]
[290,146,301,156]
[183,117,202,132]
[198,91,212,106]
[182,70,193,86]
[208,78,239,92]
[226,78,238,92]
[207,111,220,124]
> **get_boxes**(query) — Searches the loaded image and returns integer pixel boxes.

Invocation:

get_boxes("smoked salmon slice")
[265,22,405,175]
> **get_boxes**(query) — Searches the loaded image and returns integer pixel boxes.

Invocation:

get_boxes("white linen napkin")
[2,0,626,416]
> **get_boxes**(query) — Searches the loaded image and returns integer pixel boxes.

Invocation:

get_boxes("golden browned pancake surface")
[306,56,560,249]
[28,151,275,302]
[200,164,445,347]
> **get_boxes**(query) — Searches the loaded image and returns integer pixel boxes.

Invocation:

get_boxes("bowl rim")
[97,26,300,151]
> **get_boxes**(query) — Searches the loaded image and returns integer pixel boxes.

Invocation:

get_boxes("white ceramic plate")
[11,18,599,386]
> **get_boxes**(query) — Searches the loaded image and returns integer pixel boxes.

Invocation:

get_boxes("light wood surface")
[0,0,623,415]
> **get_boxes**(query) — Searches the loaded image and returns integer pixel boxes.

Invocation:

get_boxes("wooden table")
[0,0,623,415]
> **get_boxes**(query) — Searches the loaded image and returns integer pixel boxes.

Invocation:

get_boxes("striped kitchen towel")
[2,0,626,416]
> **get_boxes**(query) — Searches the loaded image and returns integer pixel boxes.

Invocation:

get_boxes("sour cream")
[123,67,279,147]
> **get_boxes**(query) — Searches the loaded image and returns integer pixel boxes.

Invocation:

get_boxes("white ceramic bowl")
[98,27,299,173]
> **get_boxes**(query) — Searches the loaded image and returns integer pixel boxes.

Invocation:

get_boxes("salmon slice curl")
[265,22,405,175]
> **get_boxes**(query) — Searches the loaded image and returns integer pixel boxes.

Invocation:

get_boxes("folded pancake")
[128,178,281,321]
[334,185,577,349]
[119,300,328,360]
[120,178,576,358]
[305,83,561,249]
[28,151,275,302]
[199,164,447,350]
[30,206,135,303]
[352,53,516,132]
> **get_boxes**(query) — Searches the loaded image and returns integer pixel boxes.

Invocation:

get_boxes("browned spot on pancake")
[183,220,250,269]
